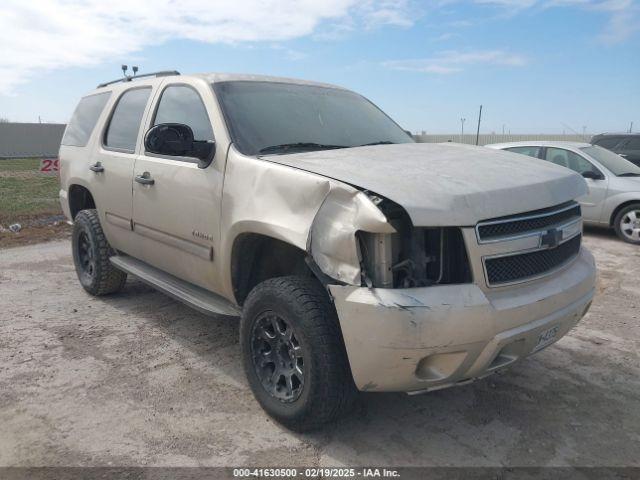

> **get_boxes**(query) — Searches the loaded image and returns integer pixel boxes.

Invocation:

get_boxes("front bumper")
[329,247,596,393]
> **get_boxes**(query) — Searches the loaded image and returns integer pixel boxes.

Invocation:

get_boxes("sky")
[0,0,638,134]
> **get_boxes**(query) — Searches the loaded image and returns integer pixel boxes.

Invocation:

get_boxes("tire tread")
[73,209,127,295]
[241,275,357,431]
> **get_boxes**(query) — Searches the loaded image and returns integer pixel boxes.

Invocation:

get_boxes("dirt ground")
[0,157,71,248]
[0,216,71,249]
[0,228,638,468]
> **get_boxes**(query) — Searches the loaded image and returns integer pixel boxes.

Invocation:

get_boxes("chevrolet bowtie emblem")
[541,228,563,249]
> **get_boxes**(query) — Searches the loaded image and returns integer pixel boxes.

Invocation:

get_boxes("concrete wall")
[413,133,591,146]
[0,123,66,158]
[0,122,592,158]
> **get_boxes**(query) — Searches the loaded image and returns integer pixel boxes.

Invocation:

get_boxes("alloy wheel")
[620,209,640,242]
[77,230,96,279]
[250,312,305,402]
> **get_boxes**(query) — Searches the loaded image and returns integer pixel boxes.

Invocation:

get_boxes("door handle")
[619,154,628,157]
[135,172,155,186]
[89,162,104,173]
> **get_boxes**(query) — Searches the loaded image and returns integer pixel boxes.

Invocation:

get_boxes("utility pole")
[475,105,483,146]
[460,118,466,142]
[630,121,634,133]
[582,125,587,137]
[502,124,506,135]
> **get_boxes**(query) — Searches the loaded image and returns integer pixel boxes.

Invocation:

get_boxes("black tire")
[240,276,357,431]
[613,203,640,245]
[72,209,127,295]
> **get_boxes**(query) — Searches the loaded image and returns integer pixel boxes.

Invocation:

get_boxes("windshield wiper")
[359,141,396,146]
[618,172,640,177]
[258,142,347,154]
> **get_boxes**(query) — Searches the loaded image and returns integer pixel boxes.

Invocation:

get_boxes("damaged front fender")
[308,187,395,285]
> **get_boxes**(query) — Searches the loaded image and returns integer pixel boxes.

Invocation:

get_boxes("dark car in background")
[591,133,640,167]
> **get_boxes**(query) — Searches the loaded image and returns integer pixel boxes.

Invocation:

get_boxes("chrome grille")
[485,234,581,286]
[477,203,581,242]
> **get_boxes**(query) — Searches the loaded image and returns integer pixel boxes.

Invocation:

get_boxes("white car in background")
[487,141,640,244]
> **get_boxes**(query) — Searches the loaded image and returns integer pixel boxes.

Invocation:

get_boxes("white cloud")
[474,0,538,8]
[312,0,416,41]
[0,0,415,94]
[476,0,639,43]
[383,50,528,74]
[359,0,416,27]
[1,0,635,93]
[591,0,640,44]
[433,32,460,41]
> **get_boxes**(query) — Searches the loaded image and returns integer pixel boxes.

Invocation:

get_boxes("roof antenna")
[132,66,139,77]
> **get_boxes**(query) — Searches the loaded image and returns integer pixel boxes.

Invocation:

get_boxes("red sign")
[40,158,59,174]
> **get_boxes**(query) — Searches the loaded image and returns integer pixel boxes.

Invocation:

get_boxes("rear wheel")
[72,209,127,295]
[240,276,357,431]
[614,203,640,244]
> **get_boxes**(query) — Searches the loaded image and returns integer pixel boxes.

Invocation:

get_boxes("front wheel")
[614,203,640,245]
[240,276,357,431]
[72,209,127,295]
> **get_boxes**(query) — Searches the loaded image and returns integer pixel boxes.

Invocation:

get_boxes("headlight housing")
[357,196,472,288]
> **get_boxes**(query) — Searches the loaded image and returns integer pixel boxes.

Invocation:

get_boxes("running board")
[110,255,240,317]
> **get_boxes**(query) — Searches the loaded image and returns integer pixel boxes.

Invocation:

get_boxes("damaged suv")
[59,72,596,431]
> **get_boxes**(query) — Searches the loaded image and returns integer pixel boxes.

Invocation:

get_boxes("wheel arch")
[230,233,315,306]
[609,199,640,226]
[68,184,96,219]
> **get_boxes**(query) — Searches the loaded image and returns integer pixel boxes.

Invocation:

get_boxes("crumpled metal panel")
[328,247,596,391]
[218,147,334,298]
[308,189,395,285]
[263,142,588,227]
[219,146,398,292]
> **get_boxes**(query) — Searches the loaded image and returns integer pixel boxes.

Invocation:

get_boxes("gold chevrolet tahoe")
[59,71,596,431]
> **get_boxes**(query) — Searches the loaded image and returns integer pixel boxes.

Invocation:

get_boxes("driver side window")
[544,148,601,177]
[153,85,214,142]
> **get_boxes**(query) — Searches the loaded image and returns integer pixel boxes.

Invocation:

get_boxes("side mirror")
[581,170,603,180]
[144,123,215,168]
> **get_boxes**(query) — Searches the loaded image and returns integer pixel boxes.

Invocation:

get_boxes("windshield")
[581,146,640,176]
[213,81,414,155]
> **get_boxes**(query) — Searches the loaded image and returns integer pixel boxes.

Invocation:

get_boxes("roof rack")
[97,70,181,88]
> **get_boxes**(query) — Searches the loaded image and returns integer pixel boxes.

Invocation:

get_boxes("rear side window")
[105,88,152,152]
[153,85,214,141]
[61,92,111,147]
[505,146,541,158]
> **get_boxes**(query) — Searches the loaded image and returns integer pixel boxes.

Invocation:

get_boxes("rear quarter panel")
[58,89,116,221]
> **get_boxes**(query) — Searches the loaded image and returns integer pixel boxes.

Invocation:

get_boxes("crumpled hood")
[262,143,587,226]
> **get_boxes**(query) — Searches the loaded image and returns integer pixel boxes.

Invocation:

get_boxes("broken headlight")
[357,196,472,288]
